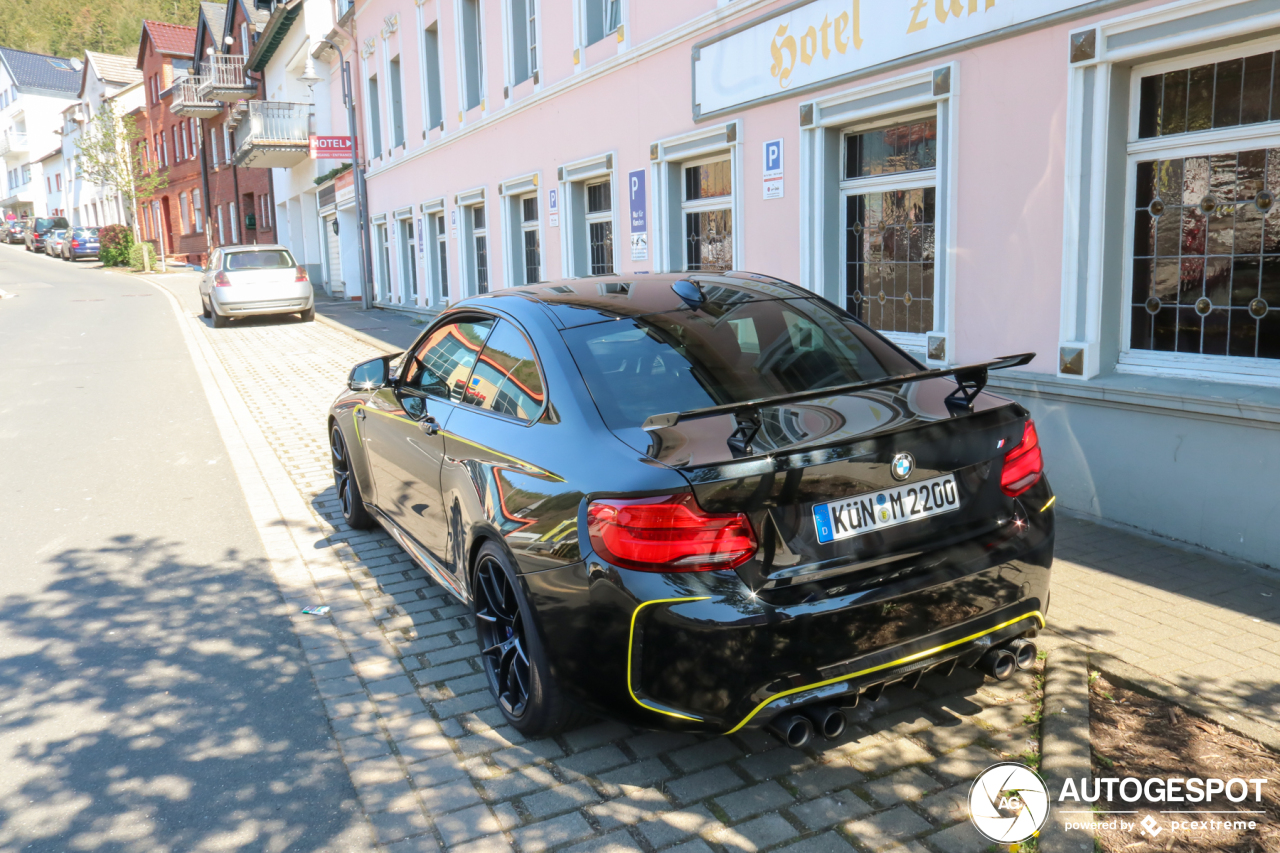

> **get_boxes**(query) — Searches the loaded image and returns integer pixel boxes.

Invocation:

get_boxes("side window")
[462,320,545,421]
[401,318,495,407]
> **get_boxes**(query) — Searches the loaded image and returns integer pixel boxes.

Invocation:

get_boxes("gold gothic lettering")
[910,0,996,32]
[770,25,798,87]
[769,1,862,89]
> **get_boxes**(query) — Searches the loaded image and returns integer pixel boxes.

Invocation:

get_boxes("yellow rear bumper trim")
[627,596,710,722]
[722,609,1046,734]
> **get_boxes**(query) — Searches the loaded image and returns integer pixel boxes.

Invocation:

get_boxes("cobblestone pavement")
[153,275,1044,853]
[1050,516,1280,723]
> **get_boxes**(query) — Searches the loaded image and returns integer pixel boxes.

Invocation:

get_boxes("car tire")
[201,296,211,319]
[300,306,315,322]
[211,302,229,328]
[472,541,589,737]
[330,423,376,530]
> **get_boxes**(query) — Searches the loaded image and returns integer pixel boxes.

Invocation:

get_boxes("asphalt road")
[0,245,372,852]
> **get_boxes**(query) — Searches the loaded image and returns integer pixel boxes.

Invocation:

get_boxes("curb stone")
[1037,634,1093,853]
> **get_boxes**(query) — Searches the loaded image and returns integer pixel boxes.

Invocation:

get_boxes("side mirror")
[347,352,403,391]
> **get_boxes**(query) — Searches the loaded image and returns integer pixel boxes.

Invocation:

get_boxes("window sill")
[986,369,1280,430]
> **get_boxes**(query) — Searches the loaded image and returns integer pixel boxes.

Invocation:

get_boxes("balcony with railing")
[232,101,312,168]
[171,76,223,118]
[0,130,30,158]
[197,55,257,102]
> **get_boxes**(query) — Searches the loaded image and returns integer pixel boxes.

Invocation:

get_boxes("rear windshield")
[562,298,919,430]
[35,218,66,231]
[224,250,295,270]
[73,228,99,238]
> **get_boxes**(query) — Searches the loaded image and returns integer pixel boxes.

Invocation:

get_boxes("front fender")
[330,400,377,506]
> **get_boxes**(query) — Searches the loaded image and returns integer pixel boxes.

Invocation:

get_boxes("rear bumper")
[213,295,314,316]
[522,478,1054,732]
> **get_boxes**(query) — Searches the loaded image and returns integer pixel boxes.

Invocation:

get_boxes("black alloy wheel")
[474,554,533,718]
[470,542,588,736]
[330,424,375,529]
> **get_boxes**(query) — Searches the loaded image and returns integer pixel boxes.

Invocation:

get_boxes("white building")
[0,47,81,221]
[245,0,363,298]
[60,51,144,227]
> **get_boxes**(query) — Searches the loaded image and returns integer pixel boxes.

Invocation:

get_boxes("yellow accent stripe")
[1040,496,1056,513]
[440,431,565,482]
[722,610,1046,734]
[627,596,710,722]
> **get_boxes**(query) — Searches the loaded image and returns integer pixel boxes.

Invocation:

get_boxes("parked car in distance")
[328,273,1055,745]
[4,220,26,244]
[198,245,315,328]
[62,227,100,261]
[25,216,69,252]
[44,229,67,257]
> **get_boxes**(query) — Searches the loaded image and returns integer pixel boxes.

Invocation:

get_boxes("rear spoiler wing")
[641,352,1035,458]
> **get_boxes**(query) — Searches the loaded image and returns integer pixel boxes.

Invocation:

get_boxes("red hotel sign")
[310,135,353,159]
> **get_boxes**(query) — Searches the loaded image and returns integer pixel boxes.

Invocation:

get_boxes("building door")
[324,215,342,296]
[159,199,172,256]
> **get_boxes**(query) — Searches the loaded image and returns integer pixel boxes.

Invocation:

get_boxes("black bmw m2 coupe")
[328,272,1054,747]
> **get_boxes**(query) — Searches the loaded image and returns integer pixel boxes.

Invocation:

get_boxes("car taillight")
[214,272,231,286]
[295,265,309,282]
[1001,419,1044,497]
[71,240,79,248]
[586,494,757,572]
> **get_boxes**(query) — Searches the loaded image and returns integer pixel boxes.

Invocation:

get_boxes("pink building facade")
[339,0,1280,566]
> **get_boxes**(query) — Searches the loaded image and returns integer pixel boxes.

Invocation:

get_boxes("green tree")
[0,0,201,60]
[76,100,167,242]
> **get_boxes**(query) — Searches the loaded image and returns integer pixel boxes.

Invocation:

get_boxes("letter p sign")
[763,138,784,199]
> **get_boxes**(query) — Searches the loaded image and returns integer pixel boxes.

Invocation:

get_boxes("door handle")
[355,409,366,421]
[420,416,440,436]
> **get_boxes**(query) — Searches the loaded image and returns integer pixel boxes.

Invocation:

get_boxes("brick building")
[132,21,206,264]
[180,0,276,254]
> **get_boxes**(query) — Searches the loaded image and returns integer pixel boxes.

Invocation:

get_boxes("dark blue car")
[62,227,100,262]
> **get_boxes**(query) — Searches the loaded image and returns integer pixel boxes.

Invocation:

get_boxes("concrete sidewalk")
[1049,513,1280,726]
[314,293,432,352]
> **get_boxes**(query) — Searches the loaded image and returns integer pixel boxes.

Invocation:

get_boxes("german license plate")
[813,474,960,544]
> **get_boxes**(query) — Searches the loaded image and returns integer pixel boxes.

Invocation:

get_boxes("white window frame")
[836,110,941,352]
[679,152,735,273]
[455,0,487,117]
[583,179,614,276]
[651,122,744,277]
[469,202,489,293]
[178,191,189,234]
[518,193,542,284]
[577,0,621,51]
[559,152,617,278]
[395,208,418,305]
[1115,41,1280,385]
[192,189,203,233]
[373,215,391,303]
[499,174,542,288]
[223,125,232,166]
[418,13,445,137]
[1062,0,1280,385]
[229,200,238,243]
[798,66,957,364]
[502,0,539,96]
[421,198,449,305]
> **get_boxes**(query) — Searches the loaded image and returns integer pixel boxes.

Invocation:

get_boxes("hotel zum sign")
[693,0,1096,118]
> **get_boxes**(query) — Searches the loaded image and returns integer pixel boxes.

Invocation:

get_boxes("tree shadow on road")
[0,533,375,852]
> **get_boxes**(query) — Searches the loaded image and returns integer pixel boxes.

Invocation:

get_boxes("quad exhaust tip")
[767,713,814,749]
[803,705,847,740]
[1005,638,1038,670]
[977,647,1017,681]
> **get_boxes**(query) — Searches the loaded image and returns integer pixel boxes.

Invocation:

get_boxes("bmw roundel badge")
[891,452,915,481]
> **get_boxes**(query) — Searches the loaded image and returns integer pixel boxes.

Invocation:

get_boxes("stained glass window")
[1130,149,1279,359]
[845,188,936,335]
[1138,52,1280,139]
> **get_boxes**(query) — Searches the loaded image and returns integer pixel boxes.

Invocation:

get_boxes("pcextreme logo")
[969,763,1051,843]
